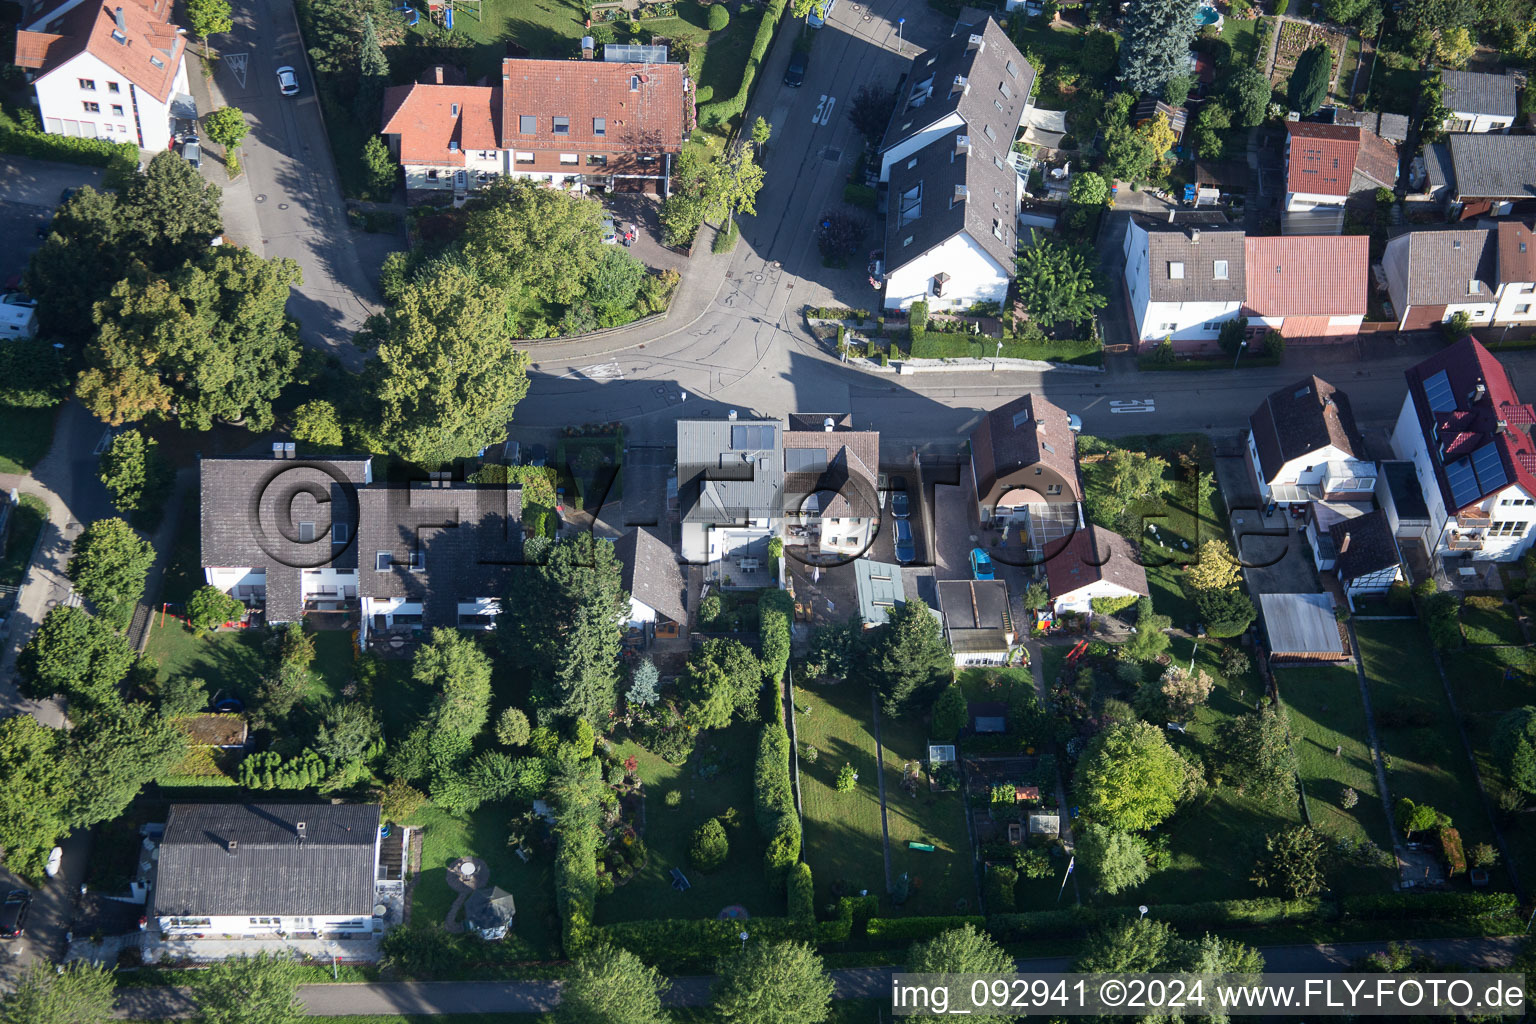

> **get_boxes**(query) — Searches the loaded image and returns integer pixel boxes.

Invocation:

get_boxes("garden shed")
[1258,592,1345,660]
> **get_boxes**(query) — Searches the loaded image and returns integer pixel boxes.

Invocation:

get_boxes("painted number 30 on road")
[1110,399,1156,415]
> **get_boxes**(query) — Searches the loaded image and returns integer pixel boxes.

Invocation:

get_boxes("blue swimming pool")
[1195,4,1221,24]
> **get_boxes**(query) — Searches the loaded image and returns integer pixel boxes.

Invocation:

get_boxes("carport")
[1258,592,1345,661]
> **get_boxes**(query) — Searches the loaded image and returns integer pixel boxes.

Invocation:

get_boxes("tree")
[0,338,69,408]
[708,2,730,28]
[361,135,397,200]
[121,150,224,269]
[1138,664,1214,722]
[1495,707,1536,794]
[67,518,153,628]
[751,117,772,150]
[184,0,232,59]
[1227,66,1271,127]
[204,106,249,175]
[0,715,74,878]
[310,702,382,786]
[18,605,134,710]
[1118,0,1199,94]
[500,534,627,725]
[186,585,246,633]
[680,638,762,730]
[355,14,390,121]
[1324,0,1371,20]
[713,941,833,1024]
[1101,123,1159,185]
[709,142,767,232]
[193,952,304,1024]
[157,673,210,717]
[1395,797,1451,836]
[1185,539,1241,592]
[691,817,729,871]
[1076,918,1177,972]
[1079,30,1119,76]
[65,700,187,828]
[292,399,343,447]
[931,684,967,741]
[79,248,303,431]
[627,658,661,707]
[1120,597,1172,663]
[1190,100,1233,160]
[556,940,671,1024]
[1163,73,1192,107]
[862,599,952,716]
[659,148,712,247]
[1433,25,1474,65]
[363,259,529,465]
[495,707,532,748]
[413,628,494,763]
[0,961,116,1024]
[1194,586,1257,638]
[99,429,168,516]
[1252,825,1328,898]
[836,762,857,792]
[816,212,864,265]
[1287,44,1333,116]
[1218,700,1297,800]
[1099,449,1170,526]
[1014,232,1107,329]
[906,926,1013,1022]
[1068,170,1111,209]
[1078,822,1151,894]
[847,84,897,141]
[1074,721,1187,831]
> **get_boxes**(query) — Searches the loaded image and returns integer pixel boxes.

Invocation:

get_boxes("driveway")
[0,155,109,288]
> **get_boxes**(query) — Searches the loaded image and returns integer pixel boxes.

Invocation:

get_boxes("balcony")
[1447,532,1484,551]
[1456,511,1492,529]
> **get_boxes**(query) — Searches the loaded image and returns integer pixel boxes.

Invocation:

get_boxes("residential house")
[14,0,190,152]
[381,54,690,203]
[152,803,387,940]
[967,393,1079,546]
[1246,375,1373,505]
[1332,109,1410,143]
[676,416,783,582]
[1282,121,1399,235]
[854,559,906,628]
[782,413,880,558]
[1122,215,1246,347]
[613,526,687,639]
[1044,524,1149,616]
[1440,70,1517,134]
[1310,509,1402,608]
[876,19,1035,310]
[936,579,1014,665]
[1389,335,1536,564]
[1381,221,1536,331]
[1241,234,1367,341]
[1376,460,1433,572]
[1444,134,1536,218]
[199,451,523,644]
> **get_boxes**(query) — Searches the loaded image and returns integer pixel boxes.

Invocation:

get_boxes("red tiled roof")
[1354,128,1399,188]
[1498,220,1536,285]
[381,84,499,166]
[1286,121,1360,198]
[499,58,685,156]
[13,29,77,69]
[1044,525,1149,603]
[1242,235,1367,318]
[19,0,184,102]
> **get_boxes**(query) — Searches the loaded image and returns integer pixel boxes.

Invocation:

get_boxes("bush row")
[788,861,815,933]
[910,334,1102,365]
[755,722,801,892]
[602,916,799,971]
[0,128,139,176]
[1338,891,1516,921]
[759,590,793,689]
[554,834,598,955]
[815,894,878,943]
[699,0,790,125]
[865,914,985,943]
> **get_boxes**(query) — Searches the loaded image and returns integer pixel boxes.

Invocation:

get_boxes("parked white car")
[276,66,300,97]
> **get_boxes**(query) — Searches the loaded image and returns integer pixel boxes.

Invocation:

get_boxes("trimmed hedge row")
[554,834,598,955]
[759,589,793,688]
[699,0,790,125]
[866,914,985,943]
[1338,892,1517,920]
[910,333,1103,366]
[789,861,815,933]
[755,721,801,893]
[816,894,878,943]
[603,916,799,971]
[0,128,138,175]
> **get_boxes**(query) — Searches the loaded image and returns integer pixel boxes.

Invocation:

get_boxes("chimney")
[728,409,738,421]
[284,442,296,459]
[1339,533,1351,554]
[950,75,969,97]
[954,134,971,157]
[823,417,835,432]
[114,6,126,35]
[433,65,445,84]
[1167,208,1177,224]
[296,821,307,843]
[953,183,969,204]
[272,442,285,460]
[966,33,985,53]
[581,35,594,59]
[1188,228,1201,243]
[1471,383,1488,404]
[225,840,238,855]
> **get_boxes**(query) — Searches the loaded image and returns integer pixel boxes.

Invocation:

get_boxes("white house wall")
[1448,110,1511,133]
[205,567,265,598]
[35,50,182,151]
[885,232,1009,311]
[1495,282,1536,323]
[1285,190,1347,212]
[1052,580,1139,616]
[158,914,375,938]
[1135,299,1243,342]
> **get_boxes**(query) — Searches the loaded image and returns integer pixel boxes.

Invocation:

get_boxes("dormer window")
[298,522,315,542]
[1169,262,1185,279]
[409,550,425,572]
[450,102,459,117]
[1213,260,1229,280]
[333,523,349,545]
[983,124,996,141]
[150,55,165,69]
[1005,59,1019,78]
[999,80,1012,99]
[375,552,392,571]
[552,116,570,134]
[630,76,640,90]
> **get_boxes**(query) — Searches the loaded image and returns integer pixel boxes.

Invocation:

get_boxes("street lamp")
[897,16,905,50]
[1231,338,1247,370]
[1138,905,1149,920]
[739,930,750,950]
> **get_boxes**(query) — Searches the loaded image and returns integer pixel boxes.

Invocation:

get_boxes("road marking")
[92,428,113,455]
[819,96,836,126]
[224,53,249,89]
[812,95,827,124]
[560,361,624,380]
[1110,399,1156,415]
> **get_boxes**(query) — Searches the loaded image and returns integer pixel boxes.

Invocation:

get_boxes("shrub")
[601,916,800,972]
[931,684,967,741]
[664,788,683,807]
[712,221,739,253]
[494,707,531,747]
[1439,826,1467,876]
[380,778,425,823]
[1422,592,1463,650]
[985,865,1018,912]
[699,0,790,124]
[1090,594,1140,616]
[691,818,729,872]
[708,2,729,28]
[865,915,985,943]
[755,723,796,835]
[836,762,857,792]
[0,128,138,174]
[760,589,794,685]
[788,861,814,929]
[764,820,801,889]
[185,586,246,633]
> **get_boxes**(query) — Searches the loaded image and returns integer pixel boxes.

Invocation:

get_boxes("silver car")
[276,66,300,96]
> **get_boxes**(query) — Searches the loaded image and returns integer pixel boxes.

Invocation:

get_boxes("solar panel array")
[1472,441,1509,493]
[1423,369,1457,413]
[730,424,775,450]
[1446,457,1480,508]
[785,447,827,473]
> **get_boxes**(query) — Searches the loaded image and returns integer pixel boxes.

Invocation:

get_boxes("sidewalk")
[185,55,266,259]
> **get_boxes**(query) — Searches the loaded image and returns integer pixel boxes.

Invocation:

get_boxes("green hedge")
[1338,892,1517,921]
[815,894,878,943]
[789,861,815,933]
[603,916,798,971]
[699,0,790,125]
[760,590,793,688]
[0,128,138,176]
[910,333,1103,366]
[866,914,985,943]
[555,835,598,955]
[755,720,801,892]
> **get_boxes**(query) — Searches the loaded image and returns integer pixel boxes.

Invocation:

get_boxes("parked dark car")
[527,443,548,467]
[891,488,910,519]
[784,51,808,87]
[894,518,915,564]
[0,890,32,939]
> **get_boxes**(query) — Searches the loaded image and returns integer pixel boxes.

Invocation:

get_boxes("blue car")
[969,547,995,580]
[894,519,915,564]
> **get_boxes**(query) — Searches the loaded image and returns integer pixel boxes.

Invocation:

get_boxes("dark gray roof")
[1382,460,1430,522]
[1142,223,1246,302]
[357,483,523,626]
[676,419,784,523]
[613,527,687,625]
[1400,226,1498,304]
[1448,134,1536,201]
[1249,376,1364,482]
[885,127,1019,275]
[1331,509,1400,582]
[880,18,1033,156]
[1423,141,1454,195]
[154,803,379,918]
[1333,108,1410,143]
[937,579,1010,636]
[1440,70,1518,119]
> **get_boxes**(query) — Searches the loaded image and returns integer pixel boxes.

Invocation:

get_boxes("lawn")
[403,803,560,961]
[1331,34,1361,105]
[0,493,47,587]
[1461,598,1525,647]
[144,621,367,708]
[603,721,774,923]
[1218,16,1259,67]
[0,405,56,475]
[1355,622,1500,860]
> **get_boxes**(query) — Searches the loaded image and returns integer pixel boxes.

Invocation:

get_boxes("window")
[898,182,922,226]
[1005,59,1019,78]
[1213,260,1229,280]
[332,523,349,545]
[1517,304,1532,315]
[637,154,657,163]
[1490,521,1529,537]
[1045,483,1062,496]
[108,81,119,93]
[1161,322,1177,331]
[1491,121,1507,131]
[983,123,996,141]
[111,104,124,116]
[83,101,100,113]
[993,99,1004,111]
[519,114,536,134]
[593,116,606,135]
[630,75,640,90]
[426,169,438,179]
[375,552,392,571]
[1168,261,1185,279]
[514,151,535,164]
[78,78,95,90]
[450,102,459,117]
[999,80,1012,99]
[903,235,914,247]
[298,522,315,542]
[906,157,917,169]
[1204,321,1222,331]
[552,116,570,134]
[150,55,164,68]
[559,153,578,164]
[588,154,607,166]
[409,550,425,571]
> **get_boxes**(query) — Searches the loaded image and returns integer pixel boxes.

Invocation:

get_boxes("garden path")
[1341,620,1404,879]
[870,690,894,893]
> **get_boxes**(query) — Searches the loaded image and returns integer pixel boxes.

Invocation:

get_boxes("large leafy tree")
[184,0,232,58]
[193,952,304,1024]
[1227,66,1272,128]
[1015,233,1107,329]
[0,961,116,1024]
[118,151,223,270]
[99,429,170,515]
[500,534,627,725]
[66,700,187,828]
[1076,918,1178,973]
[712,940,833,1024]
[1287,44,1333,116]
[905,926,1015,1024]
[679,638,762,730]
[1100,123,1159,186]
[0,338,69,407]
[847,84,896,141]
[363,259,530,465]
[17,605,135,711]
[67,518,154,628]
[1074,721,1187,831]
[861,599,952,716]
[1118,0,1199,94]
[413,628,494,763]
[1252,825,1329,898]
[0,715,75,878]
[1494,706,1536,794]
[459,178,610,313]
[556,941,671,1024]
[1218,699,1298,800]
[1077,822,1151,894]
